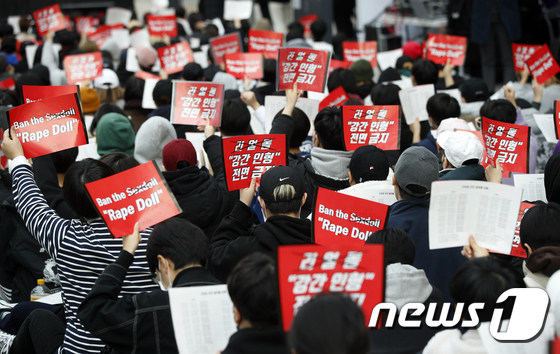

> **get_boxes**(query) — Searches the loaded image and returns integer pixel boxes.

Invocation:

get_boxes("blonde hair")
[273,184,297,201]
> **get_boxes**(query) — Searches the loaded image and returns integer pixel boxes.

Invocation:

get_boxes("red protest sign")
[221,134,288,191]
[512,43,542,72]
[170,81,224,126]
[224,53,263,79]
[22,85,79,104]
[209,33,242,66]
[489,202,533,258]
[298,14,318,36]
[135,71,162,80]
[319,86,349,111]
[555,101,560,140]
[526,44,560,85]
[88,25,112,48]
[342,105,400,151]
[277,243,385,331]
[425,34,467,66]
[85,161,182,238]
[248,29,283,59]
[63,52,103,84]
[342,41,378,68]
[278,48,330,93]
[64,15,73,31]
[329,59,351,74]
[0,78,15,91]
[146,14,177,37]
[33,4,66,37]
[313,188,389,245]
[481,117,531,174]
[157,41,194,74]
[6,93,88,158]
[75,16,95,34]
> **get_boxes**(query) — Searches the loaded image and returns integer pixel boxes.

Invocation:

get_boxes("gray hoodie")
[134,116,177,168]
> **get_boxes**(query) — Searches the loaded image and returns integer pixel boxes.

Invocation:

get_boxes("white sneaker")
[0,331,14,354]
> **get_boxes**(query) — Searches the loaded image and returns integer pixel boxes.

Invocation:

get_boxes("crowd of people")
[0,1,558,353]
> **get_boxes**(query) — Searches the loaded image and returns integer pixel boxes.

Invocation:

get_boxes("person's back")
[437,131,486,181]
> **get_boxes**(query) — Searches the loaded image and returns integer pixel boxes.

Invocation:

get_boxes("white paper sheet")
[126,47,162,73]
[130,29,151,48]
[8,16,21,34]
[376,48,403,70]
[387,78,413,90]
[338,180,397,206]
[398,84,435,124]
[106,7,133,26]
[533,114,558,143]
[168,285,237,354]
[25,44,38,69]
[264,96,319,135]
[513,173,547,202]
[142,78,160,109]
[438,88,462,104]
[111,29,131,50]
[193,45,210,68]
[185,132,220,168]
[224,1,254,20]
[429,180,522,254]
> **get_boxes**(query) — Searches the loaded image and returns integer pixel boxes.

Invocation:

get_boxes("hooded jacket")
[523,246,560,289]
[96,113,135,156]
[438,164,486,181]
[163,166,231,238]
[545,152,560,204]
[222,327,287,354]
[134,116,177,168]
[209,201,312,282]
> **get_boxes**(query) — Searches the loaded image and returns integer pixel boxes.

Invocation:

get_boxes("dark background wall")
[1,0,134,17]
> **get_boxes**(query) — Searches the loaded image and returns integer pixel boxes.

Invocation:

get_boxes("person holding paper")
[222,253,287,354]
[77,218,221,354]
[1,129,157,353]
[387,146,466,302]
[209,166,311,282]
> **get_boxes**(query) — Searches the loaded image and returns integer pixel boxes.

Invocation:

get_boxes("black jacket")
[222,327,288,354]
[163,166,231,238]
[209,201,312,282]
[78,251,221,354]
[438,164,486,181]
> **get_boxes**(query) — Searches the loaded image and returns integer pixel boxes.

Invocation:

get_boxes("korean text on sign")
[170,81,224,126]
[481,117,530,174]
[342,105,400,151]
[158,42,194,74]
[512,43,542,71]
[277,48,330,93]
[221,134,287,191]
[277,244,384,331]
[33,4,66,37]
[63,52,103,84]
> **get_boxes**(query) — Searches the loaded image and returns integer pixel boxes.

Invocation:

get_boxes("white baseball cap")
[436,131,483,168]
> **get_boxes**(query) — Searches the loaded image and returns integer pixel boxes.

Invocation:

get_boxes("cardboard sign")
[298,14,318,36]
[63,52,103,84]
[146,14,177,37]
[224,0,253,20]
[526,44,560,85]
[33,4,66,37]
[342,105,400,151]
[278,48,330,93]
[85,161,182,238]
[170,81,224,126]
[555,101,560,140]
[248,29,283,59]
[0,78,15,91]
[224,53,263,79]
[342,41,378,68]
[88,25,112,48]
[135,70,162,81]
[209,33,242,66]
[22,85,79,104]
[75,16,96,34]
[6,93,88,158]
[221,134,287,191]
[105,7,132,26]
[313,188,389,245]
[157,41,194,74]
[329,59,351,74]
[481,117,531,174]
[277,243,385,331]
[512,43,542,72]
[319,86,349,111]
[425,34,467,66]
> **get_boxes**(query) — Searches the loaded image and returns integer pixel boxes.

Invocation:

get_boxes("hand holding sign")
[122,222,141,256]
[239,178,257,206]
[2,127,24,161]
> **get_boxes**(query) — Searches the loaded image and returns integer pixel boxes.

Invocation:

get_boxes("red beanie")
[162,139,197,171]
[402,41,422,60]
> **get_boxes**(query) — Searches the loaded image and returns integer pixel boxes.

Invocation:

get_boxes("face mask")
[157,259,173,291]
[262,207,268,222]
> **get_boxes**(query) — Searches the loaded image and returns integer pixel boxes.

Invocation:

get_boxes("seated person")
[437,131,485,181]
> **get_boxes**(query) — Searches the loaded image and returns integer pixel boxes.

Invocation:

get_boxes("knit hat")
[350,59,374,82]
[437,131,483,168]
[162,138,197,171]
[134,117,177,168]
[259,166,305,203]
[459,78,489,103]
[349,145,390,183]
[212,72,237,91]
[80,86,101,114]
[96,113,135,156]
[135,45,158,68]
[378,67,402,83]
[394,146,439,197]
[402,41,422,60]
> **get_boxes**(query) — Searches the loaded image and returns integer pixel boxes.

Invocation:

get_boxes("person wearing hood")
[437,131,486,181]
[366,228,444,354]
[212,71,239,91]
[96,113,135,156]
[161,139,231,238]
[350,59,375,100]
[134,117,177,169]
[209,166,312,282]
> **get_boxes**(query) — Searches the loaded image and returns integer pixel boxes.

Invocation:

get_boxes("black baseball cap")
[259,166,305,203]
[349,145,390,183]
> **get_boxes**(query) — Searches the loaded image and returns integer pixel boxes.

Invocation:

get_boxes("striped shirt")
[12,163,158,354]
